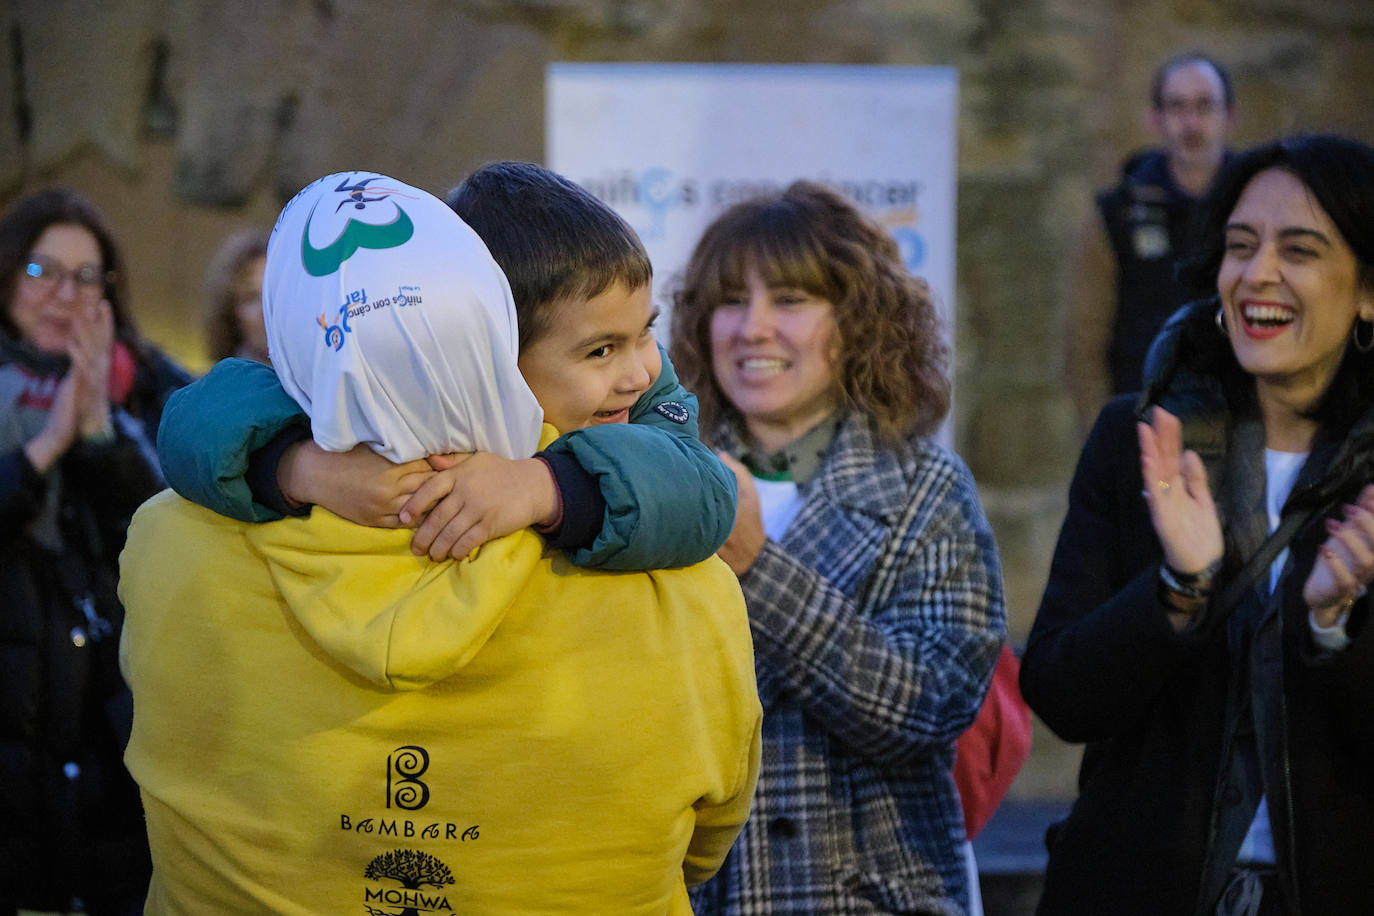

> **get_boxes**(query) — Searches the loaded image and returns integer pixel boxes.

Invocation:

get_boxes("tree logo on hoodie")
[362,848,454,915]
[301,176,417,278]
[388,745,430,811]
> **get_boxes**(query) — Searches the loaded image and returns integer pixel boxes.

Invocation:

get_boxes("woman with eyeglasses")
[0,188,189,915]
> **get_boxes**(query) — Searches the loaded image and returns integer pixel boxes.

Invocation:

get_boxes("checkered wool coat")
[692,412,1006,915]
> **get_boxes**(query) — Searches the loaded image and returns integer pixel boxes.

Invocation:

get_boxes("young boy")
[119,172,760,912]
[158,162,734,570]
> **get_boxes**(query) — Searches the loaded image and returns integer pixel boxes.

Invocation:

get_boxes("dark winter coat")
[1096,149,1225,395]
[1022,300,1374,915]
[0,330,187,912]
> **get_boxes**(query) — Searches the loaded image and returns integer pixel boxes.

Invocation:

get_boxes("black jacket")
[1096,149,1222,396]
[1021,302,1374,914]
[0,333,188,911]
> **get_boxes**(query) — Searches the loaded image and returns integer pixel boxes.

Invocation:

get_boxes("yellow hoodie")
[118,470,760,915]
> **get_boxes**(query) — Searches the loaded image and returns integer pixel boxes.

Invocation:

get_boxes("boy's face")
[518,281,662,434]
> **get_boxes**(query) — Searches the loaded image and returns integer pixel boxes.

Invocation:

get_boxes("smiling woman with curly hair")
[669,180,1006,916]
[670,180,949,449]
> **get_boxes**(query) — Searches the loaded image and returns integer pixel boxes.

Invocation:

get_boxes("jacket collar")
[1121,148,1236,201]
[717,410,913,523]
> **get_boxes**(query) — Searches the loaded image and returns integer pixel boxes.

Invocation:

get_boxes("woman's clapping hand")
[1137,406,1224,576]
[1304,483,1374,627]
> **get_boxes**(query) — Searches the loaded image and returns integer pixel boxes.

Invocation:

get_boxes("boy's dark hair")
[445,162,652,351]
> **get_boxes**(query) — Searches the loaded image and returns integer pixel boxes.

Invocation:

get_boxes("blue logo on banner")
[891,227,926,271]
[637,168,683,241]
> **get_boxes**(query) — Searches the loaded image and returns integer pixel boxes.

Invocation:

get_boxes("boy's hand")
[278,440,434,527]
[402,452,558,561]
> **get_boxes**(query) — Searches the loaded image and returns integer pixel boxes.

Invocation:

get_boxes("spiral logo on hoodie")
[387,745,430,811]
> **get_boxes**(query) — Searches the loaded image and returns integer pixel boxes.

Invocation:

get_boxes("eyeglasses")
[23,256,109,298]
[1160,97,1225,118]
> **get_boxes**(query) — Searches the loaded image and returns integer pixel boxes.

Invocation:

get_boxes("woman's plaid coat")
[692,412,1006,915]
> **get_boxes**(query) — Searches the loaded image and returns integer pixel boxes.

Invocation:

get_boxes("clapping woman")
[1021,135,1374,915]
[0,188,188,914]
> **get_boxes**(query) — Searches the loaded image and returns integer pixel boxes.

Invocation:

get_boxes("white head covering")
[264,171,542,462]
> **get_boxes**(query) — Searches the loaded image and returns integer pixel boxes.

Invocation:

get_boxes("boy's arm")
[159,347,738,571]
[157,358,309,522]
[540,343,738,570]
[160,359,432,526]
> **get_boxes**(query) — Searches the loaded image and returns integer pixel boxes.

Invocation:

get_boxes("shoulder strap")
[1211,505,1321,618]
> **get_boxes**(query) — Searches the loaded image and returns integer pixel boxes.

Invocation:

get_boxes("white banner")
[546,63,958,346]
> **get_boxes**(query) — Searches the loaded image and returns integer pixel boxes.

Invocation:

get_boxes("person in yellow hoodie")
[117,171,762,916]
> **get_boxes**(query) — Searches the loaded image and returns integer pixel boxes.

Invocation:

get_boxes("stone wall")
[6,0,1374,801]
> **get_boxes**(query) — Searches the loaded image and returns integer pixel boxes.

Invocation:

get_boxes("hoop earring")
[1355,319,1374,353]
[1215,306,1228,335]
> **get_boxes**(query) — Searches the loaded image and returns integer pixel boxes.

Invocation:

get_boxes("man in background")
[1063,52,1235,432]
